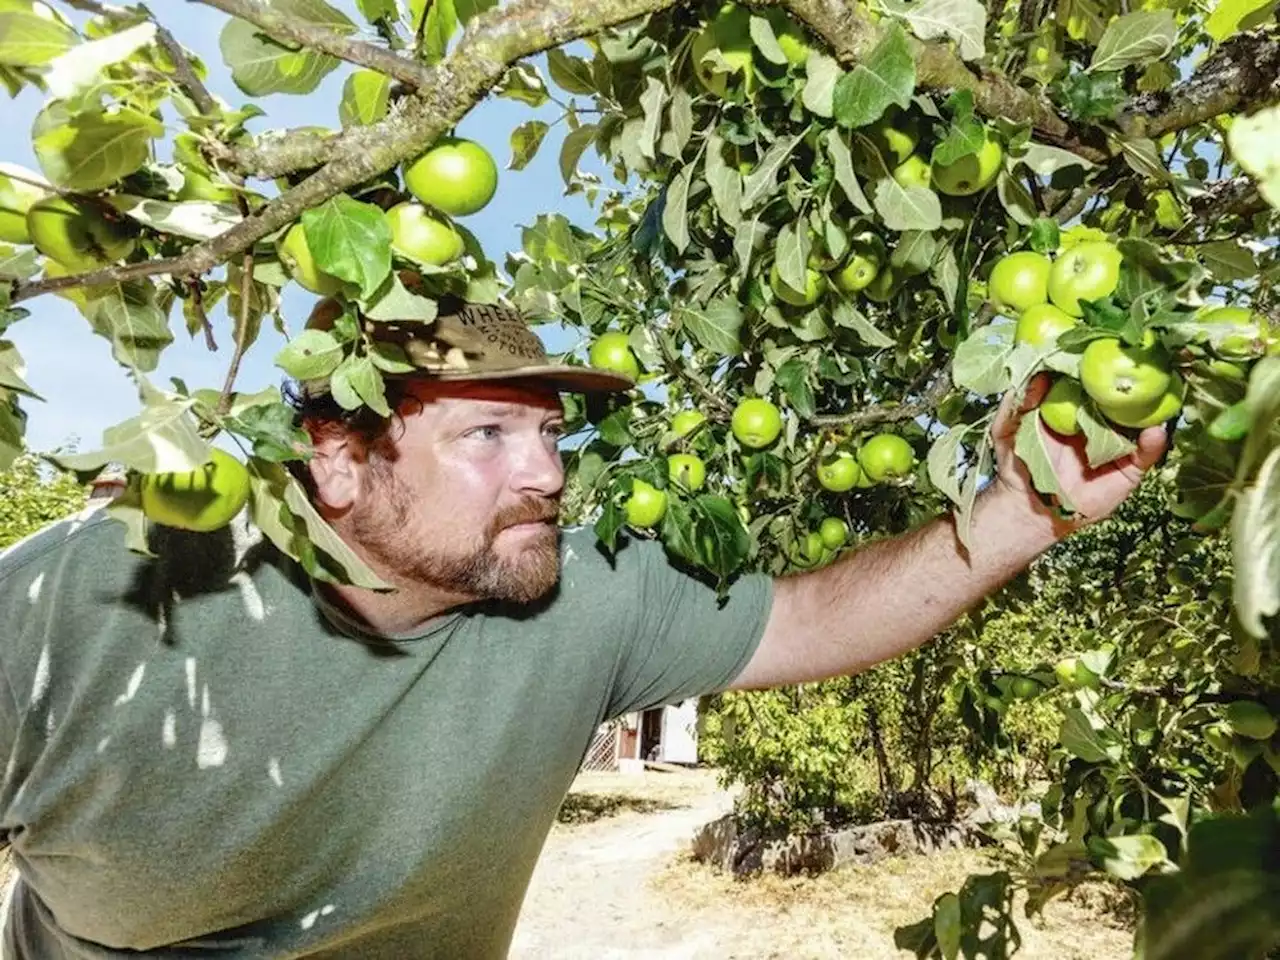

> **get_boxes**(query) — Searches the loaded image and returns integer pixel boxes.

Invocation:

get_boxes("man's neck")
[320,549,475,638]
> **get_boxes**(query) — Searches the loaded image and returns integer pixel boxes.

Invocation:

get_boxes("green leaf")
[1059,706,1119,763]
[0,244,39,282]
[559,123,598,186]
[928,424,968,505]
[639,76,666,163]
[932,245,960,311]
[832,297,894,347]
[338,355,389,416]
[1059,0,1106,40]
[872,178,942,232]
[357,0,397,19]
[45,21,155,101]
[705,134,743,228]
[421,0,458,63]
[1204,0,1277,40]
[676,298,744,356]
[802,51,842,118]
[495,62,550,107]
[952,322,1014,395]
[749,14,789,65]
[884,0,987,61]
[0,342,38,399]
[594,498,625,554]
[890,230,937,276]
[1030,218,1061,254]
[33,105,162,192]
[1199,241,1257,284]
[996,171,1037,226]
[81,281,173,372]
[219,0,354,95]
[1233,444,1280,638]
[832,24,915,129]
[509,119,550,172]
[1077,402,1137,469]
[0,4,77,67]
[1015,412,1075,511]
[1090,834,1169,881]
[225,401,311,462]
[690,494,751,582]
[741,133,804,210]
[661,167,692,255]
[776,357,815,418]
[663,86,694,159]
[274,328,345,380]
[1019,142,1097,176]
[248,458,390,589]
[1116,136,1174,183]
[1227,105,1280,211]
[1054,69,1126,122]
[547,48,596,95]
[825,129,871,213]
[302,195,392,299]
[109,194,241,241]
[339,69,391,127]
[53,390,207,475]
[955,433,992,549]
[775,220,811,295]
[933,892,962,960]
[1089,10,1176,73]
[930,90,985,166]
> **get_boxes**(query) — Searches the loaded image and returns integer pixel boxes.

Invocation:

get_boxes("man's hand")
[991,373,1169,538]
[732,373,1170,691]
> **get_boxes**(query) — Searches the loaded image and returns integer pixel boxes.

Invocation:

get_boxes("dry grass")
[554,767,728,826]
[648,847,1135,960]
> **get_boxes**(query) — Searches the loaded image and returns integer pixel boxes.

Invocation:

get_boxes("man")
[0,300,1164,957]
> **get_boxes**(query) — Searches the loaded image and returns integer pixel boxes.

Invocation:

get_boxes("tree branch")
[190,0,435,89]
[1118,27,1280,140]
[811,369,954,428]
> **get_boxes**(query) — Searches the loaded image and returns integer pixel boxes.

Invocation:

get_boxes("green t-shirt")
[0,507,772,958]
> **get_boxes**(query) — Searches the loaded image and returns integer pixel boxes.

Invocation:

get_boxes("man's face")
[344,379,567,605]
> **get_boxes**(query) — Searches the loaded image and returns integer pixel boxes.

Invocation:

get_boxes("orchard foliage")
[1,0,1279,954]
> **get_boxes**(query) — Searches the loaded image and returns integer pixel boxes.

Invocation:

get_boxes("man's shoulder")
[0,504,120,589]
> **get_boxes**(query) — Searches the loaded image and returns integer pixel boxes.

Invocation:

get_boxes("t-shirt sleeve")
[604,538,773,720]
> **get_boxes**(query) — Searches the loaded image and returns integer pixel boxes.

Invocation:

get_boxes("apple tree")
[1,0,1280,953]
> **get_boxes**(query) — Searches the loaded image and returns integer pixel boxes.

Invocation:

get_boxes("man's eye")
[544,423,565,439]
[467,425,501,440]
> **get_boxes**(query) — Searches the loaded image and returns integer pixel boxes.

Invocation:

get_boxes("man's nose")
[512,431,564,497]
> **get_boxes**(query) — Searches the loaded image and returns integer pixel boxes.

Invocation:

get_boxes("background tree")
[1,0,1279,955]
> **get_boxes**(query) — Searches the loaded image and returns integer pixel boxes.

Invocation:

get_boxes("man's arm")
[730,376,1167,691]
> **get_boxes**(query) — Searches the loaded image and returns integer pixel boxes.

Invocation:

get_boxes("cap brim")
[425,364,635,394]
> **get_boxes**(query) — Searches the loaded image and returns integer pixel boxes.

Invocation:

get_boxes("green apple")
[691,3,756,98]
[819,516,850,550]
[1039,378,1084,436]
[670,410,707,438]
[732,398,782,449]
[1199,306,1262,359]
[932,135,1004,196]
[892,155,932,191]
[589,331,641,380]
[770,262,825,307]
[26,196,135,270]
[624,479,667,528]
[385,201,465,266]
[667,453,707,491]
[1047,240,1123,317]
[989,251,1051,314]
[278,222,350,296]
[0,170,47,244]
[817,450,863,492]
[1080,332,1175,426]
[832,248,881,294]
[402,137,498,217]
[762,7,810,65]
[1015,303,1078,348]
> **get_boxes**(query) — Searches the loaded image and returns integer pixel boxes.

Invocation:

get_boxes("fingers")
[993,373,1051,440]
[1132,425,1169,471]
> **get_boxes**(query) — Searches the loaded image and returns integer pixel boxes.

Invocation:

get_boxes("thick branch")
[13,0,678,303]
[1118,27,1280,140]
[191,0,434,88]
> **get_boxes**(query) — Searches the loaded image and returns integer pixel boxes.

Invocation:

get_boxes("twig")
[655,330,734,418]
[191,0,435,88]
[811,368,953,428]
[218,243,254,415]
[190,280,218,351]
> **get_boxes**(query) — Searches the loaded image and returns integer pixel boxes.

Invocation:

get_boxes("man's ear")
[307,432,363,514]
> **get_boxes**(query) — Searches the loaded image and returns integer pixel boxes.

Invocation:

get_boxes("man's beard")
[349,468,562,604]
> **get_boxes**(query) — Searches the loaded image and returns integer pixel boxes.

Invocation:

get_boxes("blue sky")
[6,4,600,453]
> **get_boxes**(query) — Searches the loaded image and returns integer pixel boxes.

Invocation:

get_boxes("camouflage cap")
[301,297,634,398]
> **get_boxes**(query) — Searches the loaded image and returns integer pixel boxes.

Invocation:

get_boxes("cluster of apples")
[991,240,1187,434]
[815,433,915,492]
[278,138,499,296]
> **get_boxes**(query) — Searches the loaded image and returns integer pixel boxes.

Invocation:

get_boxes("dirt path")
[509,769,734,959]
[509,768,1134,960]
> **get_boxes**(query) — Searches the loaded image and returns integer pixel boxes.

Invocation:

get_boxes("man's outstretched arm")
[730,376,1168,691]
